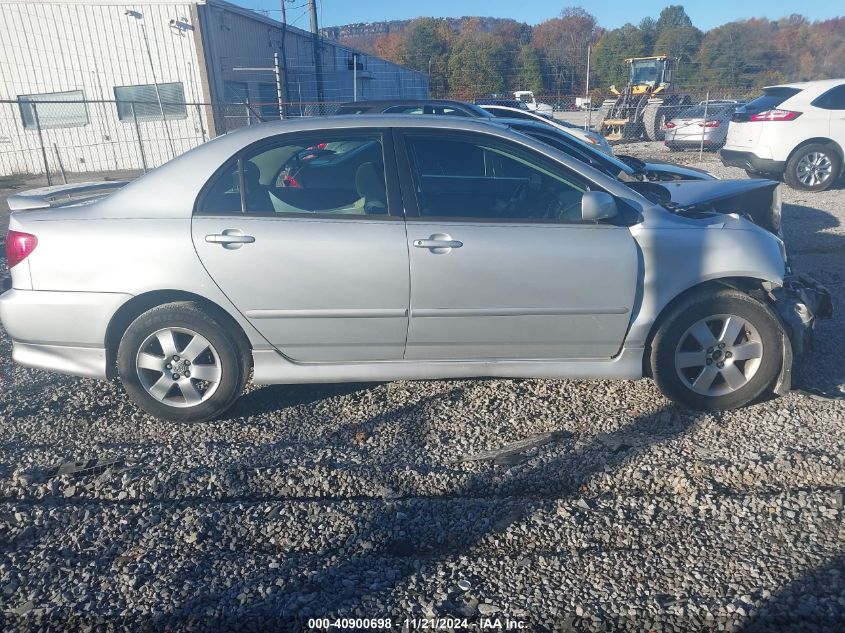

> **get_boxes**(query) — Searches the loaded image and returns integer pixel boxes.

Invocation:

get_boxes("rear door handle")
[413,234,463,253]
[205,229,255,249]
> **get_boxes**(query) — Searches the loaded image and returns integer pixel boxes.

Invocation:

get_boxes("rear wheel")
[784,143,841,191]
[650,289,783,411]
[117,302,247,422]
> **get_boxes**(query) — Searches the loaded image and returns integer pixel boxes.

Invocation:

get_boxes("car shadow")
[145,400,704,631]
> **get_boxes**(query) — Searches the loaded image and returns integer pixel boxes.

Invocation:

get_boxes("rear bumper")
[11,341,107,379]
[0,289,131,379]
[720,149,785,175]
[665,138,722,148]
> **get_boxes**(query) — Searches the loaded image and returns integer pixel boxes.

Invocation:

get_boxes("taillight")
[698,120,721,128]
[5,230,38,269]
[664,121,676,129]
[749,109,801,122]
[585,135,600,145]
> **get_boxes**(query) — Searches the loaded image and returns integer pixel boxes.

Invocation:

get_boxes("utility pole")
[309,0,325,105]
[353,53,358,102]
[279,0,290,117]
[585,44,591,131]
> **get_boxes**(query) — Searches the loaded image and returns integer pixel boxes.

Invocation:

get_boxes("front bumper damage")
[767,273,833,395]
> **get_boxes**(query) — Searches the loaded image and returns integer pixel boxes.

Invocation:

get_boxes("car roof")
[337,99,475,108]
[765,78,845,90]
[95,113,648,221]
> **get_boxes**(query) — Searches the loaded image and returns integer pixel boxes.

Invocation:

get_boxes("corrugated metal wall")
[0,0,429,176]
[0,1,210,175]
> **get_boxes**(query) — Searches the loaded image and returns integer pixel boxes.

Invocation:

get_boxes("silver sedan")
[0,116,830,421]
[664,102,741,150]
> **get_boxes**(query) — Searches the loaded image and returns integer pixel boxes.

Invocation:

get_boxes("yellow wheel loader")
[596,56,692,142]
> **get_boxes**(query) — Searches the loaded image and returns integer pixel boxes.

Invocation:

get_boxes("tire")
[784,143,842,192]
[117,301,247,422]
[643,103,663,142]
[650,289,783,411]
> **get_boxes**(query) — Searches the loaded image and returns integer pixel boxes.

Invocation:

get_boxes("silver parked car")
[664,102,743,150]
[0,116,831,421]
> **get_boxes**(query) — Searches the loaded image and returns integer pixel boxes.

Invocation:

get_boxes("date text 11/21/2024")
[307,617,529,630]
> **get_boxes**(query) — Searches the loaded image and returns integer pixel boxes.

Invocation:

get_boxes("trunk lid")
[7,180,129,212]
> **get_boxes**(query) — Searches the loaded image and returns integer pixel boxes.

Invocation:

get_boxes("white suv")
[721,78,845,191]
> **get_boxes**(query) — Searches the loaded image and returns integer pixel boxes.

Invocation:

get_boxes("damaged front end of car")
[765,273,833,395]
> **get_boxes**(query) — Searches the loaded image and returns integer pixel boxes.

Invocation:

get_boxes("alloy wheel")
[135,327,222,408]
[796,152,833,188]
[674,314,764,397]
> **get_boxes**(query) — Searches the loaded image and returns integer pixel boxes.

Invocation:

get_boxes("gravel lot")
[1,145,844,631]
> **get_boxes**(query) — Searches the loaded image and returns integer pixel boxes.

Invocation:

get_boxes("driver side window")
[405,134,588,222]
[198,134,389,217]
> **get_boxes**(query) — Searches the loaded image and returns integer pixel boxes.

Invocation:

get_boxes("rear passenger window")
[197,135,389,216]
[813,85,845,110]
[405,135,588,222]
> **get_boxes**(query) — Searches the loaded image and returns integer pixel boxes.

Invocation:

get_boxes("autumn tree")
[533,8,598,96]
[399,18,453,96]
[447,25,509,98]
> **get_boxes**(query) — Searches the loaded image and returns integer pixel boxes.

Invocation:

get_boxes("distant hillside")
[321,16,525,52]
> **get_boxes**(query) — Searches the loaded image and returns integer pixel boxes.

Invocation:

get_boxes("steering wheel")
[280,147,336,188]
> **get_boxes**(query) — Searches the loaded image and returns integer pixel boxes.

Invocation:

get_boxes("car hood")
[642,160,716,180]
[628,178,782,234]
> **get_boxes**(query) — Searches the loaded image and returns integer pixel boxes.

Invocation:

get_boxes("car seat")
[355,162,387,214]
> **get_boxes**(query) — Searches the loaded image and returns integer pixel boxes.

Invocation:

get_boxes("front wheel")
[117,302,247,422]
[784,144,842,191]
[650,289,783,411]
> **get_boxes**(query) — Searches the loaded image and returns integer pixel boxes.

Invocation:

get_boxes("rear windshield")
[677,104,733,118]
[743,87,801,112]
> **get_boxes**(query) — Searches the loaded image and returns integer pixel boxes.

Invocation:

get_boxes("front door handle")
[413,233,463,254]
[205,229,255,250]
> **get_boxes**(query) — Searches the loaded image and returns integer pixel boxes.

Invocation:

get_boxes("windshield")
[516,94,531,103]
[630,60,661,85]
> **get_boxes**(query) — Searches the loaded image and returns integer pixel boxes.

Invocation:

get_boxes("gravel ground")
[1,145,844,631]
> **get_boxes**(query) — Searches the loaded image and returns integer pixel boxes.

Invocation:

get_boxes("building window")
[18,90,88,129]
[114,82,187,121]
[347,56,364,71]
[257,83,280,120]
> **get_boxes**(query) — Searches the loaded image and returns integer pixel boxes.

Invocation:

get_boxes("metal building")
[0,0,428,175]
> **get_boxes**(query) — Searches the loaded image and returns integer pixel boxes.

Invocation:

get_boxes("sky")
[233,0,842,31]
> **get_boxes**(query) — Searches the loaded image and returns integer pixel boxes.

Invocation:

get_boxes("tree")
[656,5,693,32]
[654,25,702,83]
[400,18,453,96]
[373,33,405,65]
[639,17,658,54]
[592,24,647,89]
[532,8,598,95]
[515,45,544,94]
[447,29,509,98]
[697,20,786,88]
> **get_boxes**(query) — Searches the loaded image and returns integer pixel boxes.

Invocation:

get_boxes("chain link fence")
[0,85,761,182]
[0,97,348,183]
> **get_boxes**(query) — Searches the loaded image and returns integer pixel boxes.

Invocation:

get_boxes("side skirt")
[251,348,645,385]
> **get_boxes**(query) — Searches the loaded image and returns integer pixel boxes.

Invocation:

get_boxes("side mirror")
[581,191,619,222]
